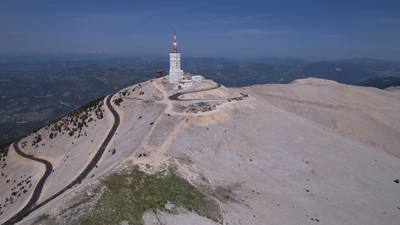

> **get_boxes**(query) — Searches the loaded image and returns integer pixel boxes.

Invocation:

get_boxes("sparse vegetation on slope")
[35,166,222,225]
[41,96,105,140]
[34,213,50,223]
[0,141,34,216]
[0,175,32,206]
[112,97,123,106]
[0,138,17,156]
[80,166,221,224]
[0,155,33,216]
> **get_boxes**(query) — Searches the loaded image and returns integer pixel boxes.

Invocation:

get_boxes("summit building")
[168,31,204,89]
[169,31,183,83]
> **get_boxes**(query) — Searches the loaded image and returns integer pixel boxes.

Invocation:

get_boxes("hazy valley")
[1,56,400,146]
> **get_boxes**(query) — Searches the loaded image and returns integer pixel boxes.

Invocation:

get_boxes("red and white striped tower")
[173,31,177,52]
[169,31,183,83]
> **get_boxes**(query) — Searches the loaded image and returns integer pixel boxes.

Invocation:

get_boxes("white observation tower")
[169,31,183,83]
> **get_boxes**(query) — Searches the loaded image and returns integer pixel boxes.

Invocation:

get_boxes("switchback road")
[3,140,54,224]
[4,92,120,225]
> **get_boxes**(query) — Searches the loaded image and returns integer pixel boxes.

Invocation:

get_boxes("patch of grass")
[213,185,240,204]
[58,189,95,217]
[34,213,50,223]
[76,166,221,225]
[172,104,187,113]
[176,155,194,166]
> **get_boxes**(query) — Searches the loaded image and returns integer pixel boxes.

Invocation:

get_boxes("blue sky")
[0,0,399,61]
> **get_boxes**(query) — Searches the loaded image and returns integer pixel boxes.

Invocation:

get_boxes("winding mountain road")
[3,140,54,224]
[3,92,120,225]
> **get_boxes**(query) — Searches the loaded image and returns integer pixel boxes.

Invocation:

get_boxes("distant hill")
[342,57,400,68]
[297,58,400,85]
[0,57,170,71]
[1,56,400,145]
[0,64,154,145]
[298,61,377,85]
[0,53,131,63]
[275,57,309,66]
[359,77,400,89]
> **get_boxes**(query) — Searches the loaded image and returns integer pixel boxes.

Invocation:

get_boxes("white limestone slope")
[0,95,113,224]
[7,77,400,225]
[16,98,113,204]
[165,94,400,225]
[14,80,167,224]
[242,78,400,158]
[85,81,166,179]
[142,78,400,224]
[0,146,45,223]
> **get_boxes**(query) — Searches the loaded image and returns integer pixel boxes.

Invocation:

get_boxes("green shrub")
[113,98,123,106]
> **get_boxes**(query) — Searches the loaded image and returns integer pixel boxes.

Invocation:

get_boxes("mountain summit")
[1,76,400,224]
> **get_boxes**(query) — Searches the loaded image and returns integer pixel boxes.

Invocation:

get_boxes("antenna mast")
[173,31,177,52]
